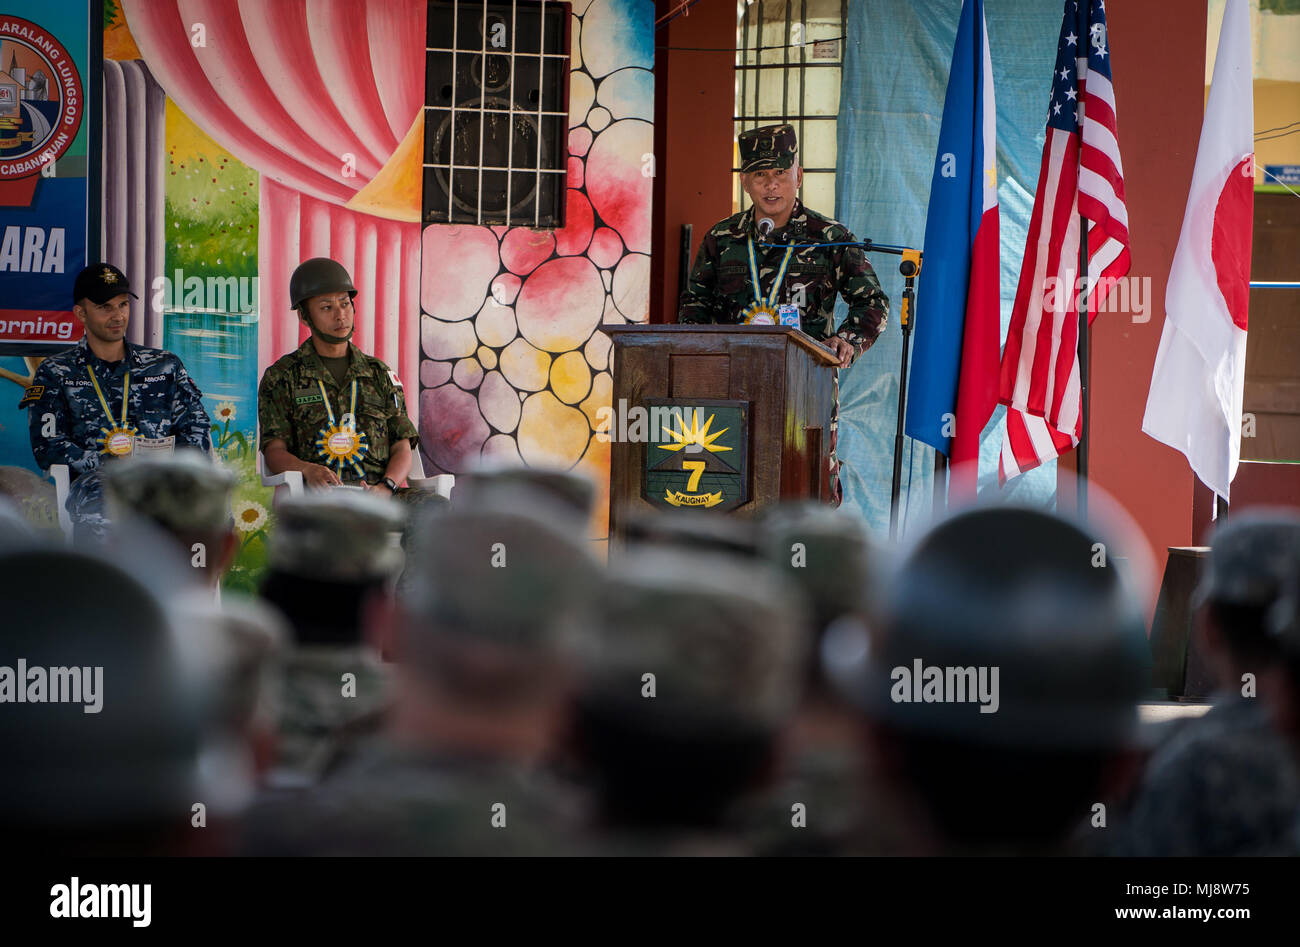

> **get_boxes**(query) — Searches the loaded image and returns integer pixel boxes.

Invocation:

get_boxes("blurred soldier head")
[289,257,358,346]
[759,501,878,696]
[0,540,245,854]
[391,499,599,763]
[454,461,596,525]
[71,263,136,349]
[574,548,808,830]
[103,448,239,589]
[619,507,760,561]
[738,123,801,223]
[1196,509,1300,689]
[827,505,1149,854]
[260,489,406,646]
[1269,570,1300,752]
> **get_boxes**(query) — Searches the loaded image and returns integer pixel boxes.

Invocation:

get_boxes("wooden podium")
[604,324,837,535]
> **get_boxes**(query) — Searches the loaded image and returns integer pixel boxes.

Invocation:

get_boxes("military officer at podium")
[678,123,889,369]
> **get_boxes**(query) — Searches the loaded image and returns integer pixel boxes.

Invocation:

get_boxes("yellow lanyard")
[87,364,130,430]
[317,379,357,428]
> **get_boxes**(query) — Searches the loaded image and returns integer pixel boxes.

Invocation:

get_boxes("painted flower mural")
[419,0,655,539]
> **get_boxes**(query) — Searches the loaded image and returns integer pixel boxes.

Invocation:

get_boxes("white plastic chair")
[47,464,74,539]
[258,444,453,498]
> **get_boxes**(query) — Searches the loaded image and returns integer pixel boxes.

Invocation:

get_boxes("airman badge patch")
[18,385,44,407]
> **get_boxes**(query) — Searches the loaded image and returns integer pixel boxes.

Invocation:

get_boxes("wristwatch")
[381,477,398,493]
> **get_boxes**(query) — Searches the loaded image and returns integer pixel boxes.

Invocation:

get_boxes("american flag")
[997,0,1130,482]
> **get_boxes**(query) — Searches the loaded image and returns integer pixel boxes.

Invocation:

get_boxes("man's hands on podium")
[824,336,855,369]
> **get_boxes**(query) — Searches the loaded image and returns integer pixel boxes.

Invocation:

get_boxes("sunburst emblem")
[657,410,733,455]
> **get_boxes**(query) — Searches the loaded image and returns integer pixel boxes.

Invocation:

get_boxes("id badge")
[777,304,801,330]
[134,435,176,455]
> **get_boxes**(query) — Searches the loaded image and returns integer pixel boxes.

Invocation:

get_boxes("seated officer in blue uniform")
[20,264,212,542]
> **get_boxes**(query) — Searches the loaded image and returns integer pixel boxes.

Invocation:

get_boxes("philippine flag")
[1142,0,1254,501]
[906,0,1001,499]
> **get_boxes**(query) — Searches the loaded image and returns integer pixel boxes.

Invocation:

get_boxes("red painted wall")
[1079,0,1207,606]
[651,0,737,325]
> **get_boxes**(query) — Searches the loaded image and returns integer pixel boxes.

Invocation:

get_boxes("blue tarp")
[834,0,1067,538]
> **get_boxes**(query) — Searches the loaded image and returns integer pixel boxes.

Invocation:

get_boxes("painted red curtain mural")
[122,0,424,413]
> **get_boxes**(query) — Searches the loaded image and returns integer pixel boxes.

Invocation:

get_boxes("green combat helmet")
[738,123,798,174]
[289,257,357,310]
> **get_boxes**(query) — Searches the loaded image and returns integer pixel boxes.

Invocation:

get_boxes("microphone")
[757,217,774,242]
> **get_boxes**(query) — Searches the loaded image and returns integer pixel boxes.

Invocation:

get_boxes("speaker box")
[1148,546,1214,699]
[423,0,570,227]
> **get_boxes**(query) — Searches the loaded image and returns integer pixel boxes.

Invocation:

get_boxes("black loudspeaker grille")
[423,0,570,227]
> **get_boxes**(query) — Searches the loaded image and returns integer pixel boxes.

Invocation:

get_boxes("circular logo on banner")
[0,16,84,178]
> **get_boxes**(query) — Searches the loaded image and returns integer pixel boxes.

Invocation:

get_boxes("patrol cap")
[827,506,1148,750]
[758,501,878,629]
[267,489,407,582]
[620,508,760,560]
[400,502,598,652]
[289,257,357,310]
[585,548,809,729]
[454,461,596,522]
[72,263,138,306]
[103,448,237,537]
[739,123,798,174]
[1197,509,1300,609]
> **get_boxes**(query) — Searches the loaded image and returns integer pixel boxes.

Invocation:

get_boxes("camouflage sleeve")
[381,367,419,449]
[170,358,212,452]
[22,360,99,475]
[677,233,722,324]
[834,233,890,351]
[257,363,294,452]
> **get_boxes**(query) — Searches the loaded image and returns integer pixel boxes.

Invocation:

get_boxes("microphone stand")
[851,241,922,541]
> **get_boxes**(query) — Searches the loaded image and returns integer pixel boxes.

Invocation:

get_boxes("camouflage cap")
[400,501,599,652]
[620,507,760,560]
[103,448,237,536]
[1198,508,1300,609]
[758,501,878,629]
[827,506,1148,750]
[454,461,596,522]
[739,123,798,174]
[586,548,809,728]
[268,489,407,582]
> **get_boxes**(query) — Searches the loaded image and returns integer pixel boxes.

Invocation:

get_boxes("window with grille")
[734,0,847,218]
[423,0,571,227]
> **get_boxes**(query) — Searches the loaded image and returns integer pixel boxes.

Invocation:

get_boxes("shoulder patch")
[18,384,44,407]
[387,369,403,387]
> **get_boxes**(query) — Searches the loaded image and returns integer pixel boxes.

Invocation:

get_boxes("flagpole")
[1077,214,1089,518]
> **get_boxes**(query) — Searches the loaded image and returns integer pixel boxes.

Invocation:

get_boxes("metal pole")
[1077,216,1089,518]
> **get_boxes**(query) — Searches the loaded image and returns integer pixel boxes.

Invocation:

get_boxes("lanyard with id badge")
[741,235,801,331]
[87,365,177,457]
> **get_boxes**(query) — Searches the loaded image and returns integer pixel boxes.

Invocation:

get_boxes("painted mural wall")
[418,0,654,541]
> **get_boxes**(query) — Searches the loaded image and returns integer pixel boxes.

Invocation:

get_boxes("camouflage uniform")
[1104,694,1300,856]
[257,338,418,487]
[20,336,212,539]
[678,124,889,350]
[246,497,599,854]
[1102,511,1300,857]
[258,491,407,789]
[576,547,809,855]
